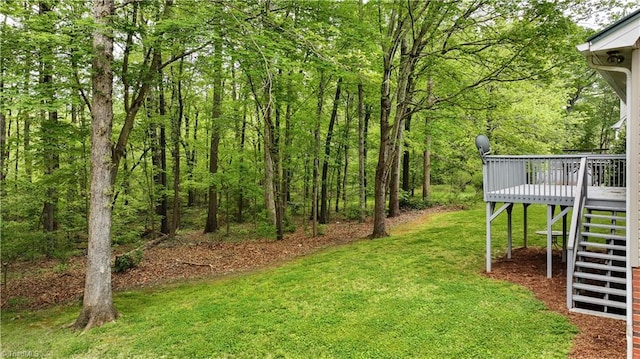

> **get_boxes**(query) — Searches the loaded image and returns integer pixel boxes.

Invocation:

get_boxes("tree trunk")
[262,83,277,227]
[184,109,198,207]
[271,75,284,240]
[282,75,293,205]
[402,114,412,192]
[423,136,431,201]
[39,2,60,254]
[312,71,325,237]
[237,104,247,222]
[357,82,366,222]
[204,122,220,233]
[0,111,5,185]
[0,30,6,185]
[23,112,31,182]
[340,93,351,213]
[231,63,245,222]
[423,76,434,201]
[148,76,169,235]
[74,0,118,332]
[204,38,223,234]
[388,131,402,218]
[320,77,341,224]
[170,59,184,236]
[371,28,399,238]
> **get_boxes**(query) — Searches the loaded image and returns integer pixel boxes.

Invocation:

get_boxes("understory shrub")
[114,249,143,273]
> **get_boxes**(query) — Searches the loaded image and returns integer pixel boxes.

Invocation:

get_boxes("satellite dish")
[475,135,491,163]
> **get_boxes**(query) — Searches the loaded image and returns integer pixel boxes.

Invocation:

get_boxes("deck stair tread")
[580,232,626,241]
[573,272,626,284]
[584,213,626,221]
[576,251,626,262]
[572,295,626,309]
[570,308,626,320]
[572,283,626,296]
[582,222,626,231]
[575,261,625,272]
[578,241,626,251]
[584,205,626,212]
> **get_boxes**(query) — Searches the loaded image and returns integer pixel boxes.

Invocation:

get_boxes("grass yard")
[1,206,576,358]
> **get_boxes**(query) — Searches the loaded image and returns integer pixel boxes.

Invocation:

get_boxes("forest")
[0,0,629,330]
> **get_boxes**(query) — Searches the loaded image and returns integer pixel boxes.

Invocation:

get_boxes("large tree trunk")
[74,0,118,332]
[371,21,402,238]
[372,63,393,237]
[320,77,341,224]
[388,37,416,218]
[373,4,429,235]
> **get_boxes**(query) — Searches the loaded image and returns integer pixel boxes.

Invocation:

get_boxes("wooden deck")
[486,185,625,205]
[483,155,626,279]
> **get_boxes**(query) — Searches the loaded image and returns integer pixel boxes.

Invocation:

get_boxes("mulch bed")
[1,208,625,358]
[485,247,626,359]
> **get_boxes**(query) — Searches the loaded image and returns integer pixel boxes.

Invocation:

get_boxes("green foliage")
[344,205,373,221]
[114,250,143,273]
[1,221,47,262]
[255,221,277,239]
[398,197,430,210]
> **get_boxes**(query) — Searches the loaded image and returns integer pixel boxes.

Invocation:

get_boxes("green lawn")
[1,206,576,358]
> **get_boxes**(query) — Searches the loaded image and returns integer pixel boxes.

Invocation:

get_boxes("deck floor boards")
[486,185,625,205]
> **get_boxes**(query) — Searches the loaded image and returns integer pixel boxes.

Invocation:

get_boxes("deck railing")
[566,157,588,309]
[483,154,625,205]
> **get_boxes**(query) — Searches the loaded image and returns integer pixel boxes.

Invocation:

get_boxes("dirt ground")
[1,208,625,358]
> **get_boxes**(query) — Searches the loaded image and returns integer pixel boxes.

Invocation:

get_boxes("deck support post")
[486,202,494,273]
[507,204,513,259]
[546,205,572,278]
[523,203,530,248]
[547,205,554,278]
[486,202,514,273]
[561,206,567,263]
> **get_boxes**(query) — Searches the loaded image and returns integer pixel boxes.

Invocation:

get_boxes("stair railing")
[566,157,588,310]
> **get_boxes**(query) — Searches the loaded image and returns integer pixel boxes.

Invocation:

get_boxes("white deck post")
[486,201,492,273]
[547,205,554,278]
[507,204,513,259]
[562,206,567,263]
[523,203,529,248]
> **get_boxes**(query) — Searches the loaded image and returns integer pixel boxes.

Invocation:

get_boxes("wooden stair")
[569,202,626,320]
